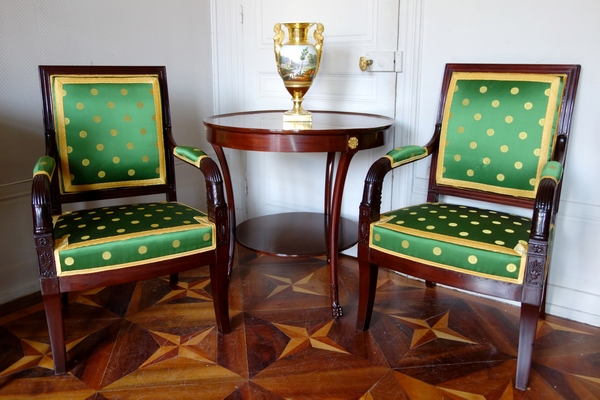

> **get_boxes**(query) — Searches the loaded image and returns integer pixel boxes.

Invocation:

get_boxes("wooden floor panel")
[1,246,600,399]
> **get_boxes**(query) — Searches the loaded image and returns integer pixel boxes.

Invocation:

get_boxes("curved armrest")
[362,146,429,217]
[522,162,563,304]
[173,146,209,168]
[358,146,430,244]
[384,146,429,168]
[33,156,56,180]
[530,161,563,241]
[32,156,60,279]
[200,156,229,247]
[174,146,229,247]
[539,161,563,184]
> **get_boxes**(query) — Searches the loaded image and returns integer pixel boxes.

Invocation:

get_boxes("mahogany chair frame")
[32,65,231,374]
[356,63,580,391]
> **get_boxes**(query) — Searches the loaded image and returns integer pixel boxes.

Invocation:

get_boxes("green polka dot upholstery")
[540,161,563,183]
[370,203,539,283]
[437,72,565,198]
[51,75,166,193]
[174,146,209,168]
[53,202,215,276]
[385,146,428,168]
[33,156,56,180]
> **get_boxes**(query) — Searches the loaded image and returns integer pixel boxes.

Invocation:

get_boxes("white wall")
[0,1,215,304]
[406,0,600,326]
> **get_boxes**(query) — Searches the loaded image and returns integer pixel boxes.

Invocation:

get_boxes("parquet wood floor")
[1,246,600,399]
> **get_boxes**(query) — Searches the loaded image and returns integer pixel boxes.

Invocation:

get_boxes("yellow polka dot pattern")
[371,203,532,282]
[51,76,166,193]
[53,202,215,275]
[438,75,563,198]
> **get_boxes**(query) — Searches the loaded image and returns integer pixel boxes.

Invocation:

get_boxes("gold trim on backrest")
[51,75,166,193]
[436,72,564,199]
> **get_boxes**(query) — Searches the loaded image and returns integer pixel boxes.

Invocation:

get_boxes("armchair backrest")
[39,66,177,207]
[428,64,580,209]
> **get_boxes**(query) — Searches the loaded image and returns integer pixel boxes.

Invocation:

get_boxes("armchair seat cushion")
[53,202,215,276]
[370,203,534,283]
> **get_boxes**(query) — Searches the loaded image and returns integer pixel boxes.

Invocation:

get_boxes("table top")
[204,110,394,153]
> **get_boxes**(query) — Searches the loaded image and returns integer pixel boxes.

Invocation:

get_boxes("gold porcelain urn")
[273,22,324,122]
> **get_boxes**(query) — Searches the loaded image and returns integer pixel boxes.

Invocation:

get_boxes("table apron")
[206,128,386,153]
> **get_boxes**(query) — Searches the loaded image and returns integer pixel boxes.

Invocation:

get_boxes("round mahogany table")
[204,110,394,318]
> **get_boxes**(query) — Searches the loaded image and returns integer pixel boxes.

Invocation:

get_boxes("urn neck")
[284,22,314,44]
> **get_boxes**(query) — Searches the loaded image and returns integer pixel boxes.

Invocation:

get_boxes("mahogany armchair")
[356,63,580,390]
[32,65,231,374]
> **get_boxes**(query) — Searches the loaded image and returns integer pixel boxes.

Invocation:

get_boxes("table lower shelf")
[235,212,358,257]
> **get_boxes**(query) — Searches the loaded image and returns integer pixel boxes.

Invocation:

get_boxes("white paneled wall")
[0,1,215,304]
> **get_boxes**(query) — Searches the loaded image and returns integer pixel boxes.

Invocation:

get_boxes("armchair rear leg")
[61,293,69,308]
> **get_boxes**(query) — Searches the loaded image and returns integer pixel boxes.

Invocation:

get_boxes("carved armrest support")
[173,146,228,243]
[522,167,562,305]
[174,147,226,218]
[32,156,57,279]
[530,166,561,241]
[359,147,430,245]
[173,145,229,248]
[198,156,229,248]
[359,158,391,245]
[32,156,55,236]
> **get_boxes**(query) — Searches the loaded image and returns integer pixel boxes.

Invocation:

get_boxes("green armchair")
[356,63,580,391]
[32,66,231,374]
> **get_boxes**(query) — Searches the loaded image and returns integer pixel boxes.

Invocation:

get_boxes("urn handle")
[359,56,373,72]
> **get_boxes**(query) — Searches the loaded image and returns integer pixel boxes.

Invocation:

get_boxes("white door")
[242,0,399,225]
[211,0,420,250]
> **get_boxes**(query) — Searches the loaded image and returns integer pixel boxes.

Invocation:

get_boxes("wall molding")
[0,180,30,201]
[392,0,424,210]
[211,0,245,115]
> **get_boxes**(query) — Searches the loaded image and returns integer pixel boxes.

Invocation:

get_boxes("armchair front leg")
[32,161,68,373]
[516,175,559,390]
[199,156,231,334]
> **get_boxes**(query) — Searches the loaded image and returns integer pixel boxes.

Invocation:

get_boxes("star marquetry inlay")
[264,272,328,298]
[141,327,215,368]
[0,336,86,376]
[156,278,213,304]
[393,312,477,349]
[274,321,348,359]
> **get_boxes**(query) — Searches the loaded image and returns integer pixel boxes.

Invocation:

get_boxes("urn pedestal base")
[283,110,311,122]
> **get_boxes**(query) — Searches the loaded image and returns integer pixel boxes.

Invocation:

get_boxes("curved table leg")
[324,152,336,263]
[329,151,355,319]
[324,152,336,221]
[212,145,236,278]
